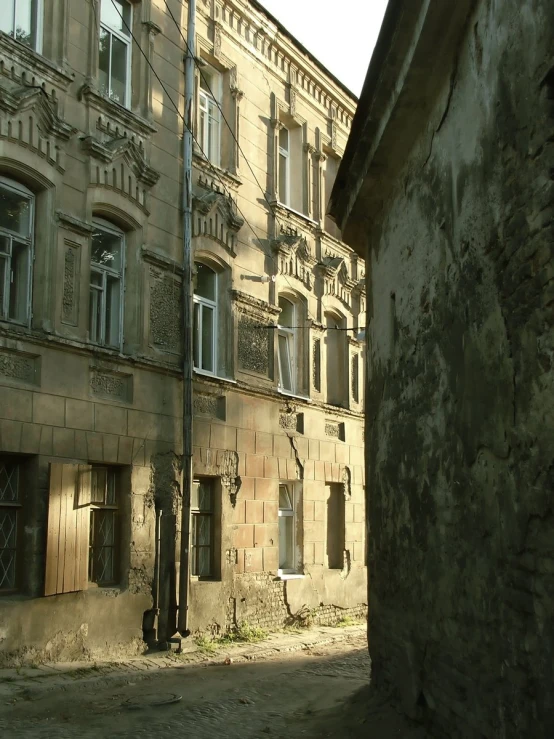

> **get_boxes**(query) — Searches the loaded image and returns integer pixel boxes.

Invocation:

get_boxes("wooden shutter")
[44,464,91,596]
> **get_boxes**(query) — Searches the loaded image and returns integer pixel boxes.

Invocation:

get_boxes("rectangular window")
[0,459,21,593]
[0,178,33,325]
[89,467,119,586]
[278,483,295,572]
[193,262,218,374]
[89,220,124,349]
[0,0,42,51]
[44,464,123,596]
[313,338,321,392]
[191,479,214,577]
[278,126,290,206]
[351,354,359,403]
[326,483,345,569]
[278,296,297,394]
[199,68,221,166]
[98,0,132,107]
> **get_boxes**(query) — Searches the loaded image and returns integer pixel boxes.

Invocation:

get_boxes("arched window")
[325,312,348,407]
[0,177,34,326]
[277,296,297,394]
[193,262,218,374]
[89,218,125,349]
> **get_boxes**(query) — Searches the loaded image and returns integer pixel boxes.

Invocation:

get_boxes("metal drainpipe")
[178,0,196,639]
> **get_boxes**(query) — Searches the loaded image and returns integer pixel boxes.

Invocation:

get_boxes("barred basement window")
[0,459,21,593]
[89,466,119,586]
[191,479,214,577]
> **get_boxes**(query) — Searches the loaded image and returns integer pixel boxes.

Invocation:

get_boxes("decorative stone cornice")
[141,246,183,275]
[0,83,75,140]
[55,211,94,236]
[231,290,281,319]
[193,189,244,254]
[79,83,157,138]
[0,34,74,89]
[193,154,243,192]
[81,135,160,188]
[142,20,162,36]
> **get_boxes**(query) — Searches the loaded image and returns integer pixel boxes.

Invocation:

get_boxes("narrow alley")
[0,630,421,739]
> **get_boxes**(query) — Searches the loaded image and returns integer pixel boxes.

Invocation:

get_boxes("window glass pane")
[0,235,9,254]
[106,471,116,505]
[90,509,116,584]
[101,0,131,34]
[195,263,216,301]
[14,0,33,46]
[8,240,29,322]
[105,274,121,347]
[0,255,7,318]
[200,71,213,94]
[0,4,13,36]
[279,127,289,152]
[0,186,31,237]
[199,108,207,152]
[92,228,122,271]
[196,546,211,577]
[201,304,214,371]
[89,276,103,344]
[193,301,200,367]
[110,34,128,105]
[279,484,292,510]
[0,509,17,590]
[278,297,294,327]
[197,481,212,512]
[279,153,288,204]
[98,28,110,97]
[91,468,107,504]
[278,333,292,391]
[279,515,294,569]
[0,463,19,502]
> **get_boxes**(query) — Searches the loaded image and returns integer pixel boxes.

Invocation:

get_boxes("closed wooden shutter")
[44,464,91,596]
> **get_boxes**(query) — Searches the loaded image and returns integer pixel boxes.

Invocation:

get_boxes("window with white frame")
[191,478,215,578]
[0,0,42,51]
[278,483,296,572]
[278,126,290,206]
[193,262,218,374]
[199,67,221,166]
[98,0,132,107]
[277,296,297,394]
[0,178,33,326]
[89,219,124,349]
[0,458,22,593]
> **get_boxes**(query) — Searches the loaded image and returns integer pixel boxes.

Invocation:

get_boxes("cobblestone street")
[0,628,422,738]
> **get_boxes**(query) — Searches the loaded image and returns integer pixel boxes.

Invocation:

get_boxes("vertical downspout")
[178,0,196,638]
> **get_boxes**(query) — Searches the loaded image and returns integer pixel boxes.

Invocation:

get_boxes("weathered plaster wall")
[364,1,554,736]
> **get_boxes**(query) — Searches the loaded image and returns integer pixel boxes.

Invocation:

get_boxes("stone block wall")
[356,0,554,735]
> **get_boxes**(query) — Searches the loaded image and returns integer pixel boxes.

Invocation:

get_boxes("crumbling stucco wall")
[362,1,554,736]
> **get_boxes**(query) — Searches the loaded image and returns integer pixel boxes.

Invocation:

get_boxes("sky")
[258,0,389,96]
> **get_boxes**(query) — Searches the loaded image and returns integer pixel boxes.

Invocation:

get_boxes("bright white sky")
[258,0,389,96]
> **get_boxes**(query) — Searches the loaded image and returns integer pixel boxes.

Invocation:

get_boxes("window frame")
[0,458,22,594]
[278,482,297,574]
[89,217,125,351]
[0,176,34,327]
[193,261,218,376]
[278,125,290,207]
[277,296,297,395]
[88,466,119,587]
[198,66,221,166]
[1,0,43,53]
[98,0,133,108]
[190,478,215,579]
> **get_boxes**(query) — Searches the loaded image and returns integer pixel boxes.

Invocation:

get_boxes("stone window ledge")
[79,84,157,138]
[0,33,74,88]
[277,388,311,403]
[276,572,304,581]
[194,368,237,385]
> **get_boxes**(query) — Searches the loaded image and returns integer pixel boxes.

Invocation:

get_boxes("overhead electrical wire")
[108,0,364,335]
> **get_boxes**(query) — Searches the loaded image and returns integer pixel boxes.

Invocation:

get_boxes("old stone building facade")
[0,0,365,663]
[330,0,554,736]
